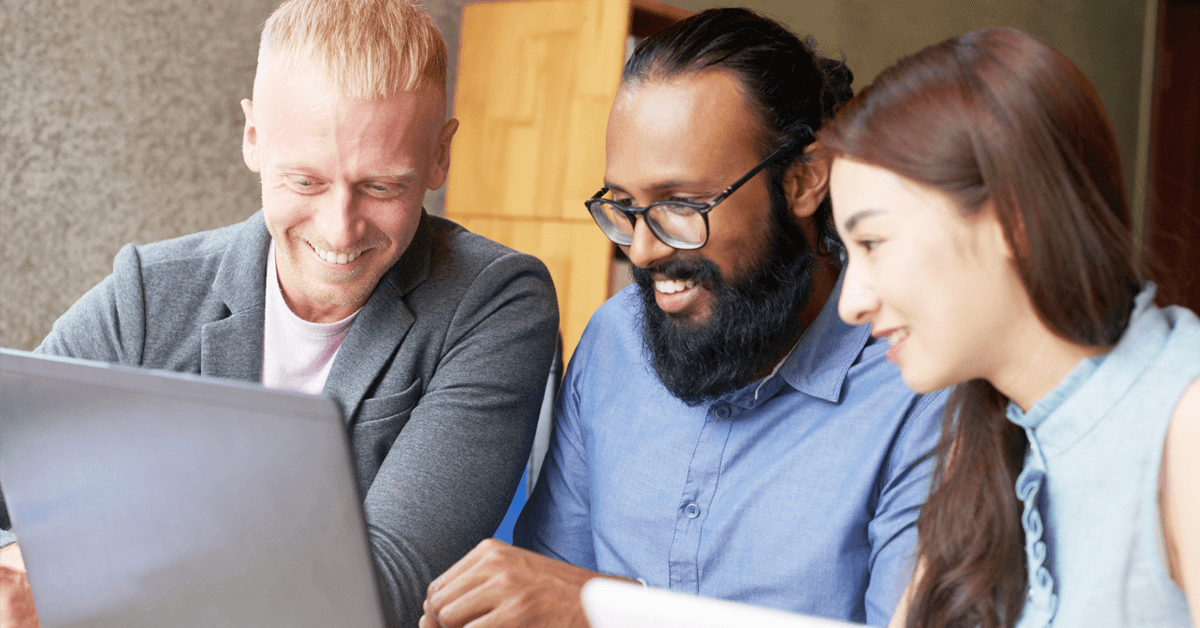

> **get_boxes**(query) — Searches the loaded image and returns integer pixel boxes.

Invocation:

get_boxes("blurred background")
[1,0,1196,354]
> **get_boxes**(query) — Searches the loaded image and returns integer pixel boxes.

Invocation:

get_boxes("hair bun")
[818,56,854,119]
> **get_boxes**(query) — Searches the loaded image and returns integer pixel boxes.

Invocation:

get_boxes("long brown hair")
[817,28,1142,628]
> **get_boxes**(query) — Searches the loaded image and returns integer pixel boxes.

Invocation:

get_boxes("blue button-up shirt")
[514,274,946,625]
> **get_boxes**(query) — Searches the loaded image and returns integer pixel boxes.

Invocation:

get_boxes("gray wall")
[0,0,463,350]
[0,0,1149,351]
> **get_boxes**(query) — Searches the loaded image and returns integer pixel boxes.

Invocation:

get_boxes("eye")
[856,238,881,252]
[285,175,324,194]
[361,182,404,199]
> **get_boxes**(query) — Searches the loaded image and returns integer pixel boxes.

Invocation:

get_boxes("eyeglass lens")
[589,200,707,248]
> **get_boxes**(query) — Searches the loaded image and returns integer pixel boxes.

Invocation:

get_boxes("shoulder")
[128,214,261,281]
[425,215,550,281]
[560,287,645,393]
[1169,377,1200,443]
[574,287,643,357]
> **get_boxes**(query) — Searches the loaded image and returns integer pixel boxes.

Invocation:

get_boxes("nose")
[838,257,880,327]
[622,215,675,270]
[314,186,362,251]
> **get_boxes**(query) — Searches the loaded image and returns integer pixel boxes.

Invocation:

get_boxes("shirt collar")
[724,266,872,408]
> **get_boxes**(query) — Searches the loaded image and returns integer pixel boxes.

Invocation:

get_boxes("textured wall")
[669,0,1149,197]
[0,0,463,351]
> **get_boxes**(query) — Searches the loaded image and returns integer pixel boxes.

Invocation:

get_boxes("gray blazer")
[3,211,559,627]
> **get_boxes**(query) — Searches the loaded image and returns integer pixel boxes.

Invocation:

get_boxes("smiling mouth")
[305,240,366,265]
[655,278,696,294]
[875,327,910,362]
[886,328,909,346]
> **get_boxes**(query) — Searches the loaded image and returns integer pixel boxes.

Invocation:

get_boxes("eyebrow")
[275,165,419,183]
[603,179,707,195]
[842,208,887,232]
[366,168,419,182]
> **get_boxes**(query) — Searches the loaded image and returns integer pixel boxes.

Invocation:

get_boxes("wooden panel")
[629,0,690,37]
[457,217,613,360]
[448,0,629,222]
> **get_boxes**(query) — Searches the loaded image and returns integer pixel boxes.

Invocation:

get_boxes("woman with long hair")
[818,28,1199,628]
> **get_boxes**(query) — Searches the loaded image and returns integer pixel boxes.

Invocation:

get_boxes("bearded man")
[419,8,947,628]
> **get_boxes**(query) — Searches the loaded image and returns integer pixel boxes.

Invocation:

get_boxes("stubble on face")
[265,217,400,309]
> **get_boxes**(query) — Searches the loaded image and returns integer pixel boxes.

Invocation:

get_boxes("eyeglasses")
[584,145,791,250]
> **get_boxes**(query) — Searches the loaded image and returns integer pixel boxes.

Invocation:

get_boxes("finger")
[427,541,521,611]
[463,584,587,628]
[428,539,508,596]
[437,568,536,628]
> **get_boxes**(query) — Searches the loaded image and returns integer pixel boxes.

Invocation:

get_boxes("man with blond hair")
[0,1,559,626]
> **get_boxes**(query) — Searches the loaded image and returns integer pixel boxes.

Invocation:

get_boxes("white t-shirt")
[261,241,360,396]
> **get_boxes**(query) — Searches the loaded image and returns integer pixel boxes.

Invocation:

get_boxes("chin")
[898,370,954,395]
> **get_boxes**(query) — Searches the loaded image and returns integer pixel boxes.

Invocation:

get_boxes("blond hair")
[256,0,448,99]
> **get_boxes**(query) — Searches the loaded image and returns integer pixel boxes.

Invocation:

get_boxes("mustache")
[631,257,723,289]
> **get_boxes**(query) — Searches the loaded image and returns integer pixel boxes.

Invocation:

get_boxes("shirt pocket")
[350,379,422,492]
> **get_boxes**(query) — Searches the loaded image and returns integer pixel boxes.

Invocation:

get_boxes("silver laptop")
[0,349,384,628]
[581,579,864,628]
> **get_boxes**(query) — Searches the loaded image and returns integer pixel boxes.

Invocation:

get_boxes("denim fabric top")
[1007,285,1200,627]
[514,270,947,626]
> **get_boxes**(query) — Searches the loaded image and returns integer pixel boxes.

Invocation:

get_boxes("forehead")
[253,57,444,155]
[831,157,983,240]
[605,70,765,187]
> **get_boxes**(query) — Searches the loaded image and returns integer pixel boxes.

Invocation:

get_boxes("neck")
[988,316,1110,412]
[753,257,840,380]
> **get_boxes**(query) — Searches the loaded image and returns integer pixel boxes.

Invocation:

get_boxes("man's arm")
[35,243,147,364]
[864,390,946,626]
[362,253,559,628]
[418,321,613,628]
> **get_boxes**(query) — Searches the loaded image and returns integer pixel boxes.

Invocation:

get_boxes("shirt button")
[685,503,700,518]
[713,405,730,419]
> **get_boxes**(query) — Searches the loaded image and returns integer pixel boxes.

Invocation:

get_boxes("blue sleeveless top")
[1007,285,1200,627]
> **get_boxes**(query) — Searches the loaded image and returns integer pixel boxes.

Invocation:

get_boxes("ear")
[427,118,460,191]
[989,200,1023,262]
[783,142,832,221]
[240,98,261,174]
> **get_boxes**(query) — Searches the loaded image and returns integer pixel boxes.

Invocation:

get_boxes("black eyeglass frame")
[585,144,793,250]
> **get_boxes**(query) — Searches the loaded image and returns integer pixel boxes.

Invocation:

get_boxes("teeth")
[313,245,360,265]
[886,328,910,346]
[655,278,697,294]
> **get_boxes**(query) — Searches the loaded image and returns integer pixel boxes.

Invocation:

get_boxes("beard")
[633,197,817,406]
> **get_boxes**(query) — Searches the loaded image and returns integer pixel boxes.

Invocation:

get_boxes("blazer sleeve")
[361,252,559,628]
[36,243,148,365]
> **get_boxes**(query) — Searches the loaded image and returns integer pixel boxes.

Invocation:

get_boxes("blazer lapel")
[201,211,271,382]
[325,213,433,424]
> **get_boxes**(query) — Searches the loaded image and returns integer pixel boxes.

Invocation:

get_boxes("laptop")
[0,349,384,628]
[581,578,864,628]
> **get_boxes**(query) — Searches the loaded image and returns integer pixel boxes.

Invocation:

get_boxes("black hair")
[623,8,854,254]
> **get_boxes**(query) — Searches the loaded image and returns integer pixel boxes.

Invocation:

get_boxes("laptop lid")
[581,579,864,628]
[0,349,384,628]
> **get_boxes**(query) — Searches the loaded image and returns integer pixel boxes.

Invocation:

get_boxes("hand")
[0,544,40,628]
[420,539,619,628]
